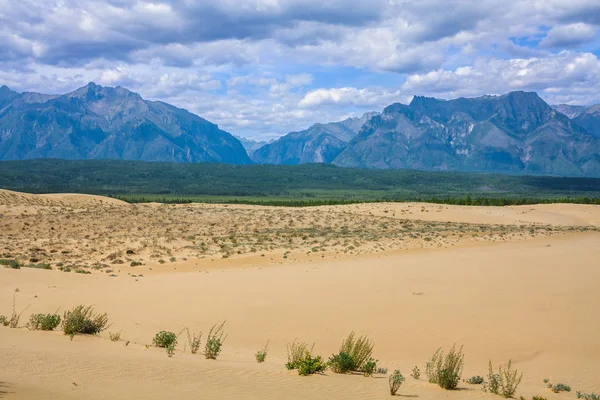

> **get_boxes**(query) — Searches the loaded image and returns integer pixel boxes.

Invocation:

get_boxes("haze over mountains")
[1,83,599,177]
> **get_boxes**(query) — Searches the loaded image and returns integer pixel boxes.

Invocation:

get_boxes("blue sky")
[2,0,600,140]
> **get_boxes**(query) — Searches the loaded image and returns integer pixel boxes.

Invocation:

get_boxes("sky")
[1,0,600,140]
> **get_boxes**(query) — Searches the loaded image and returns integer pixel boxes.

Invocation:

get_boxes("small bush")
[153,331,177,348]
[255,341,269,363]
[362,357,378,377]
[328,351,356,374]
[411,365,421,379]
[340,332,374,371]
[184,328,202,355]
[377,367,388,374]
[484,360,523,398]
[27,313,61,331]
[166,342,176,357]
[389,370,406,396]
[109,331,121,341]
[577,392,600,400]
[0,259,20,269]
[466,375,484,385]
[7,294,28,328]
[62,305,109,339]
[0,315,8,326]
[286,339,314,370]
[426,344,464,390]
[532,397,548,400]
[204,321,227,360]
[297,353,327,376]
[27,263,52,270]
[547,382,571,393]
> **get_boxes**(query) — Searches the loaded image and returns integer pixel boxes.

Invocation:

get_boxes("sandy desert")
[1,189,599,399]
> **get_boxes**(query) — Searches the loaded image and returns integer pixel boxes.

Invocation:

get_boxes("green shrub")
[153,331,177,348]
[297,353,327,376]
[27,263,52,270]
[389,370,406,396]
[0,315,8,326]
[532,397,548,400]
[0,259,20,269]
[484,360,523,398]
[340,332,374,371]
[62,305,109,339]
[362,357,378,377]
[425,344,464,390]
[466,375,484,384]
[547,382,571,393]
[577,392,600,400]
[204,321,227,359]
[166,342,176,357]
[328,351,356,374]
[377,367,388,374]
[411,365,421,379]
[27,313,61,331]
[286,340,314,370]
[255,341,269,363]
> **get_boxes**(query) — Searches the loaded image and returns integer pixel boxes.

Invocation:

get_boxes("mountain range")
[251,112,378,164]
[0,83,251,164]
[1,83,599,177]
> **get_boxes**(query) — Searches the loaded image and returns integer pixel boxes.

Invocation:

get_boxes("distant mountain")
[234,135,272,156]
[552,104,600,138]
[252,112,378,165]
[334,92,600,176]
[0,83,251,164]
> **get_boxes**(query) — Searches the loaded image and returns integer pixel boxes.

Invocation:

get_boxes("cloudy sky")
[2,0,600,140]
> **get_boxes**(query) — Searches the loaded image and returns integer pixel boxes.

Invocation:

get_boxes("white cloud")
[298,87,404,108]
[540,23,597,48]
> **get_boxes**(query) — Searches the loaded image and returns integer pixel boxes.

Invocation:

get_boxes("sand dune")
[1,191,599,399]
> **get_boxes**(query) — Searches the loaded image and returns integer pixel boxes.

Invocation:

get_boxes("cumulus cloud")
[298,87,404,108]
[2,0,600,138]
[540,23,597,48]
[402,51,600,104]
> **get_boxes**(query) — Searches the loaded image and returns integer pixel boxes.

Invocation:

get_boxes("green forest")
[1,159,599,206]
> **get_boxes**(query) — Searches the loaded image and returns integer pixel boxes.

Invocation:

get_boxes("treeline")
[1,159,599,205]
[112,195,600,207]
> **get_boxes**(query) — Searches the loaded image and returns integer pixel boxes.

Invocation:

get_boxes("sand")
[1,191,599,399]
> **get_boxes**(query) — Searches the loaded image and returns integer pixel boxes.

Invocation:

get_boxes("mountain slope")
[553,104,600,138]
[0,83,251,164]
[334,92,600,176]
[252,112,378,165]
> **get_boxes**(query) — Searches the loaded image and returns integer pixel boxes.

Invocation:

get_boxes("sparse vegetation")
[286,340,314,370]
[5,294,28,329]
[328,351,355,374]
[62,305,109,339]
[1,259,21,269]
[425,344,464,390]
[255,341,269,363]
[361,357,378,377]
[547,382,571,393]
[153,331,177,348]
[577,392,600,400]
[484,360,523,398]
[411,365,421,379]
[465,375,484,384]
[377,367,388,375]
[183,328,202,355]
[389,370,406,396]
[109,331,121,341]
[204,321,227,360]
[339,331,374,371]
[297,353,327,376]
[27,312,61,331]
